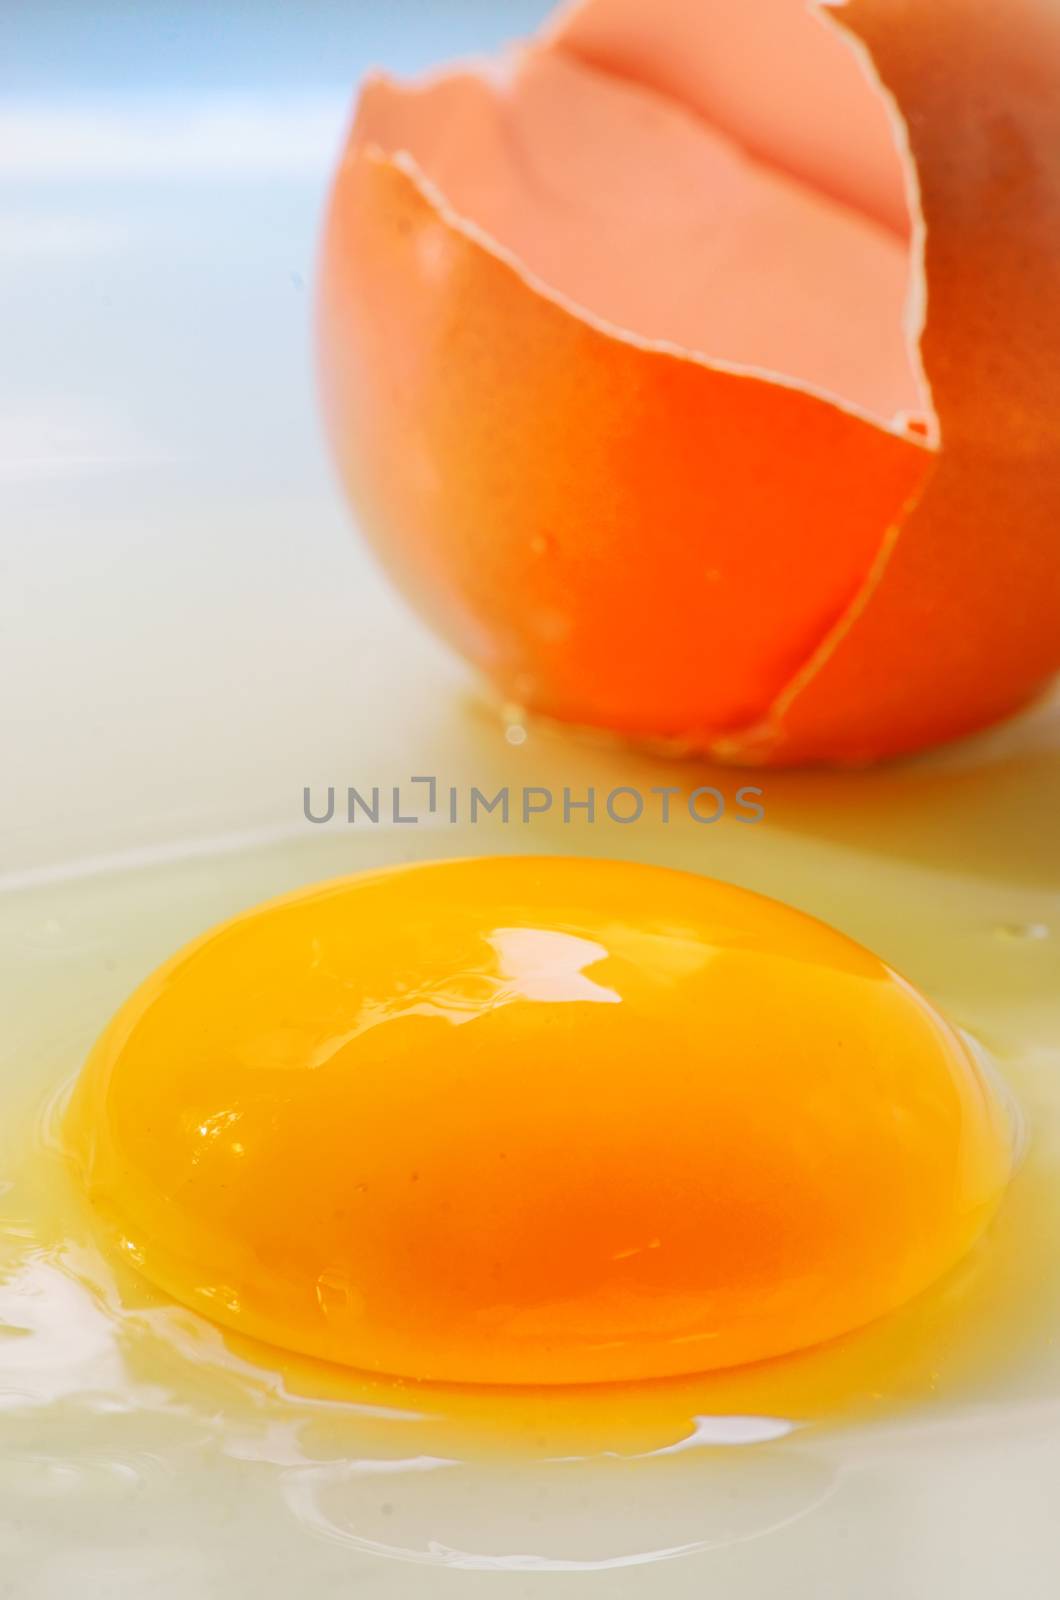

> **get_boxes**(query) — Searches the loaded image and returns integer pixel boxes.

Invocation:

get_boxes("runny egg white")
[2,797,1059,1593]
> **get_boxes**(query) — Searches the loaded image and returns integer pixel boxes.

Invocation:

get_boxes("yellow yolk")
[64,857,1012,1387]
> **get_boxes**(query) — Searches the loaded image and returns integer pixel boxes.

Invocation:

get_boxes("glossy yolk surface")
[64,857,1012,1386]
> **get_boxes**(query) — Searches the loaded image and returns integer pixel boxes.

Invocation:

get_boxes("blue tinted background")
[0,2,553,862]
[3,1,553,91]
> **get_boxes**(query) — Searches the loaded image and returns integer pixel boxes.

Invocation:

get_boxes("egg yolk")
[64,857,1012,1386]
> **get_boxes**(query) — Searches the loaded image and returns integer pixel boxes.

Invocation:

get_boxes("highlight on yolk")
[64,857,1013,1387]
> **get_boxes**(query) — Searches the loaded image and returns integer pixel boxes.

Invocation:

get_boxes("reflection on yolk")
[64,857,1013,1386]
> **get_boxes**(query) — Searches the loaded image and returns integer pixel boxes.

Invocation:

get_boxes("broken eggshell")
[318,0,1060,766]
